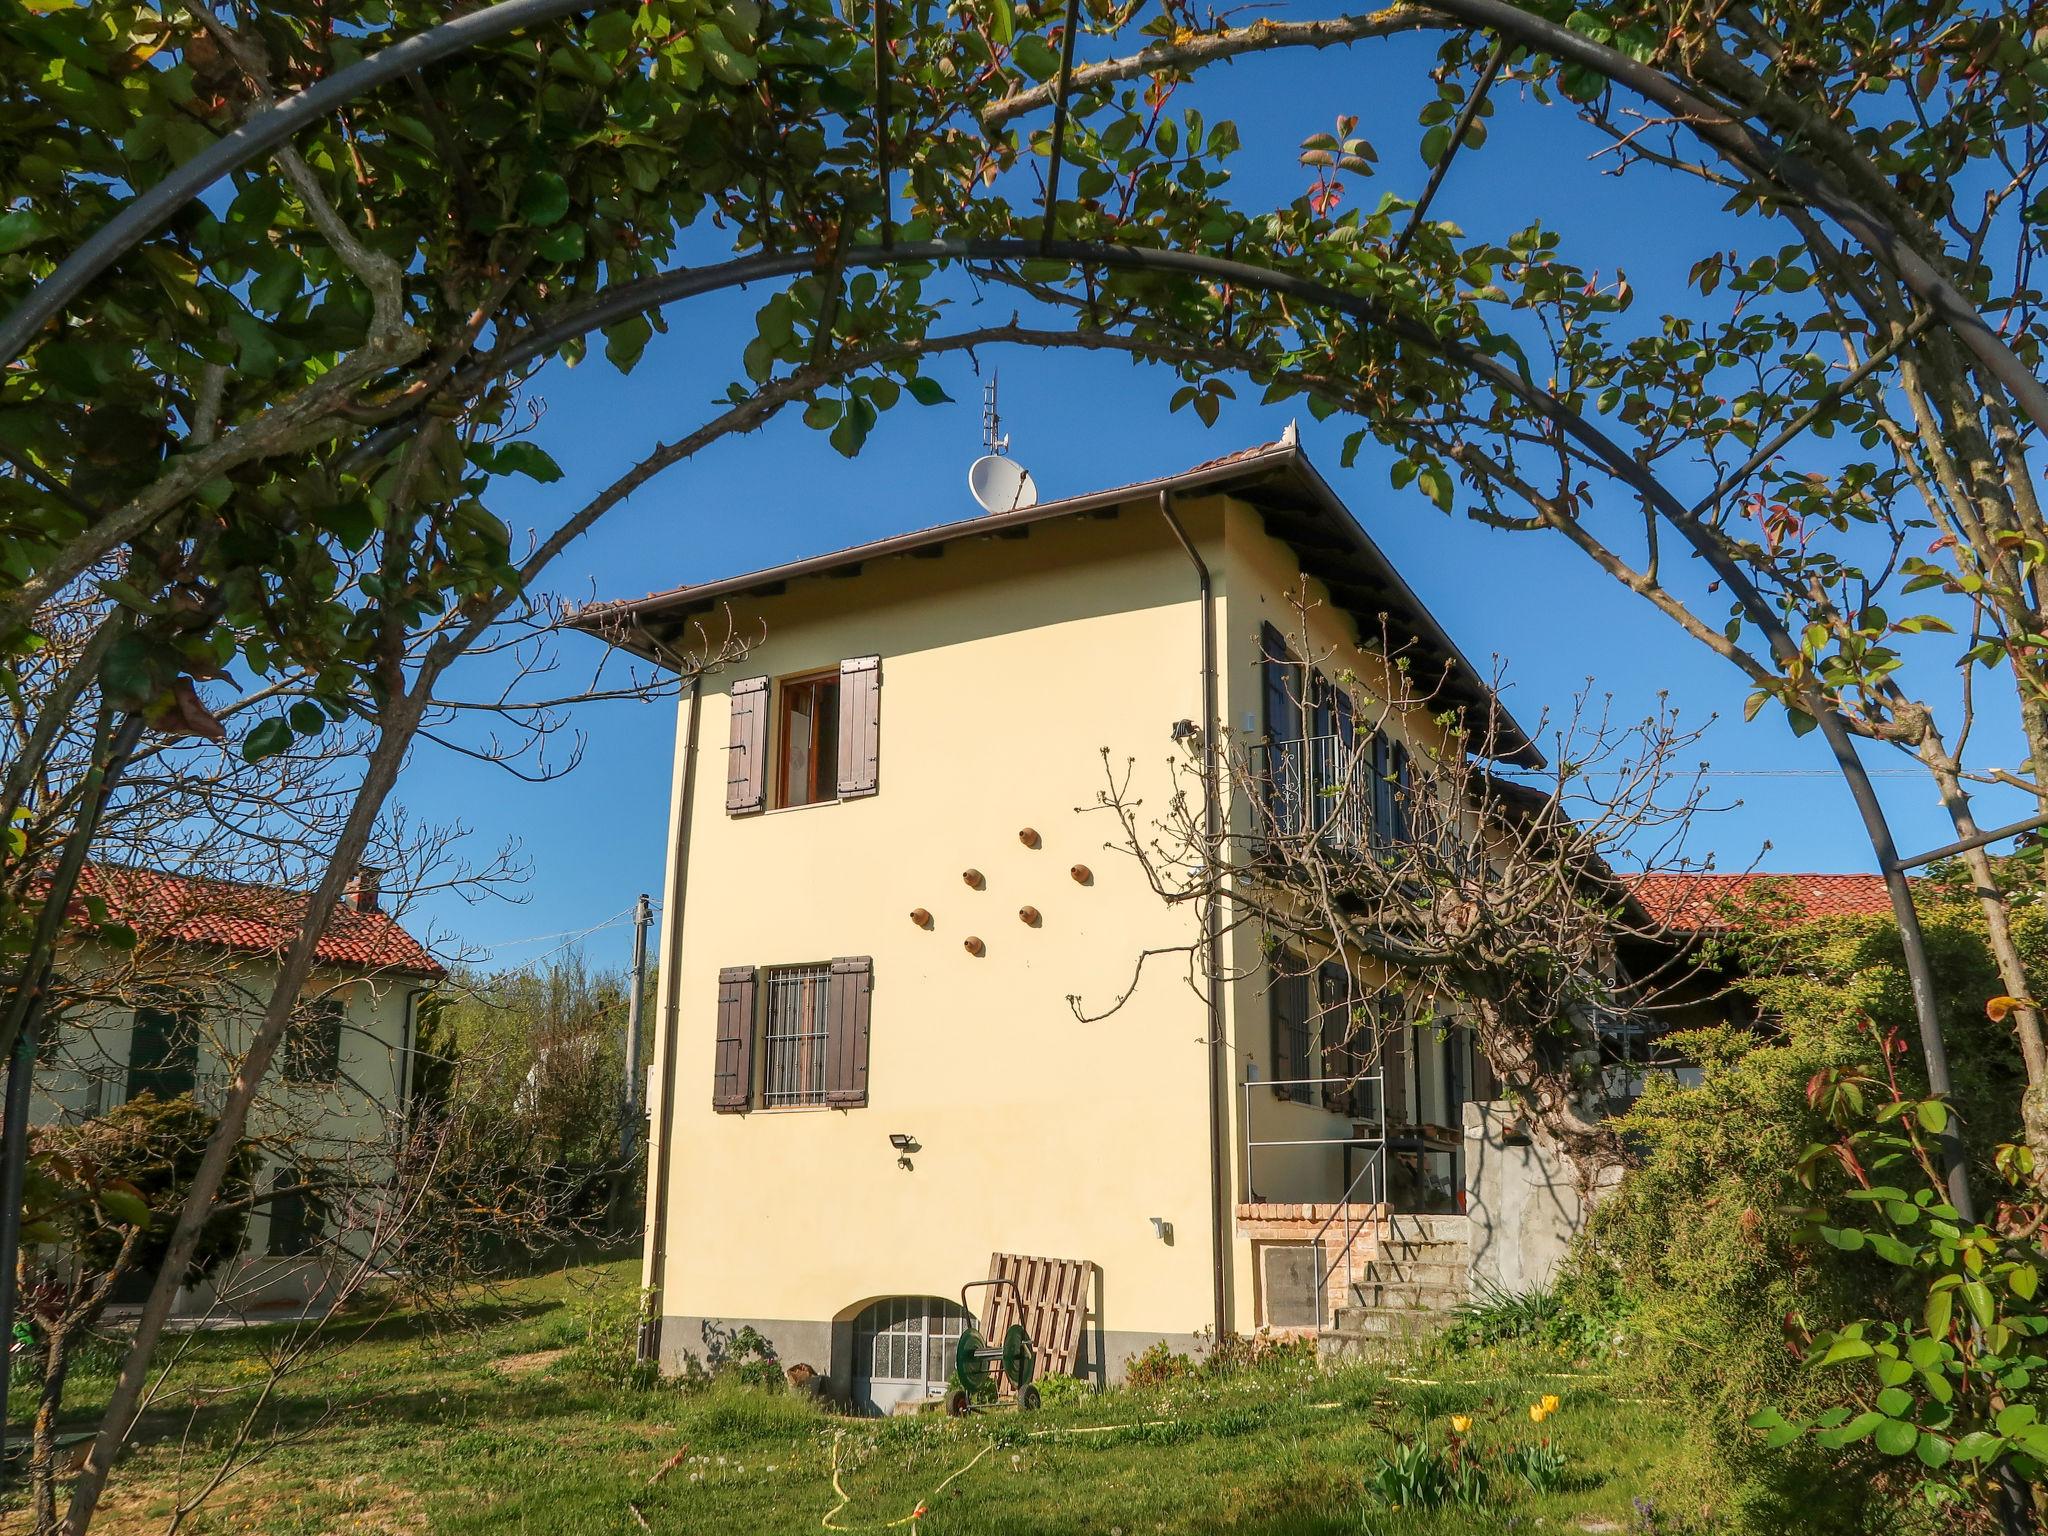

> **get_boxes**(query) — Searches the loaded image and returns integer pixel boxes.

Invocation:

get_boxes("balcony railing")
[1251,734,1382,850]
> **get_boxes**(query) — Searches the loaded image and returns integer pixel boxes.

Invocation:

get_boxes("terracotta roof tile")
[1629,871,1901,932]
[70,864,444,979]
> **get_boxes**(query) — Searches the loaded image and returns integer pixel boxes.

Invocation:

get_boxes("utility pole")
[620,893,652,1165]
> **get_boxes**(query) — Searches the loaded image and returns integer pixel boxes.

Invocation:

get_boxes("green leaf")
[101,634,162,712]
[906,377,951,406]
[486,442,565,483]
[1876,1387,1913,1417]
[1926,1287,1954,1339]
[0,210,53,254]
[1962,1280,1996,1329]
[1416,465,1453,512]
[288,701,327,736]
[983,0,1015,47]
[1952,1431,2002,1463]
[536,223,586,263]
[519,172,571,227]
[1916,1098,1950,1134]
[2012,1264,2040,1301]
[1013,34,1061,82]
[603,315,653,373]
[1914,1432,1951,1468]
[1996,1403,2039,1435]
[242,717,293,763]
[1876,1358,1914,1388]
[1816,1334,1874,1366]
[1874,1418,1918,1456]
[97,1187,151,1228]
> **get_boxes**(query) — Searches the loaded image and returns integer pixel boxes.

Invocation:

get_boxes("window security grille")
[762,964,832,1106]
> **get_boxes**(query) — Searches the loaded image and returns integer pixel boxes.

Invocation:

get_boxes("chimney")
[344,867,384,914]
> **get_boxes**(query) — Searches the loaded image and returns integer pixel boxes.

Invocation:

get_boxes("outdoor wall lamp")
[888,1133,916,1152]
[1170,718,1202,747]
[1150,1217,1174,1244]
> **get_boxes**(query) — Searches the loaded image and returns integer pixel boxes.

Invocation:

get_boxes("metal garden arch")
[6,1,2041,1468]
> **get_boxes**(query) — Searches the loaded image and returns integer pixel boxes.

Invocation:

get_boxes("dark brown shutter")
[1381,1001,1410,1126]
[836,656,881,798]
[824,956,872,1107]
[726,677,768,815]
[1317,962,1347,1111]
[712,966,757,1111]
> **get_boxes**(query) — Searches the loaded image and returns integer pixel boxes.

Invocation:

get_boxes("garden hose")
[821,1428,997,1532]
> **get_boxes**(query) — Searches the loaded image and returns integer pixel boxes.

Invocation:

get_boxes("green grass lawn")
[5,1262,1708,1535]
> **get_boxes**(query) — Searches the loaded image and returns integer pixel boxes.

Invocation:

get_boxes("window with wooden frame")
[1268,963,1314,1103]
[1317,962,1383,1121]
[776,671,841,808]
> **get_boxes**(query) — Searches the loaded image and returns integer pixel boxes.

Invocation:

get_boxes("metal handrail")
[1239,1074,1388,1331]
[1311,1146,1385,1331]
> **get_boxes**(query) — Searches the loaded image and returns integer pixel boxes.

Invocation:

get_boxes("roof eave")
[570,444,1544,768]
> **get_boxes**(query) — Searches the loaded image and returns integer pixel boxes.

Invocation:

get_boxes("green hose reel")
[946,1280,1042,1415]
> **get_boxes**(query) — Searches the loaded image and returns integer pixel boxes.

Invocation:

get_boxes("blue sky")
[388,25,2024,975]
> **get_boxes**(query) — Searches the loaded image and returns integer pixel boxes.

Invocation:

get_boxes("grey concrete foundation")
[656,1314,1207,1400]
[1462,1100,1619,1296]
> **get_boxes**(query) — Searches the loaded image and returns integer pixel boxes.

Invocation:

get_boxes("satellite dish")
[968,454,1038,514]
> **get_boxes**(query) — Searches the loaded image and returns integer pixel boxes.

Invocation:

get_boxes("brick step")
[1317,1329,1419,1365]
[1377,1238,1469,1265]
[1331,1304,1456,1338]
[1346,1280,1468,1311]
[1359,1257,1466,1288]
[1383,1215,1471,1244]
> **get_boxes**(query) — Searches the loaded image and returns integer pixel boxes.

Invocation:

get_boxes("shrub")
[1746,1037,2048,1527]
[1441,1275,1631,1358]
[562,1276,658,1388]
[1575,898,2033,1534]
[1033,1372,1093,1406]
[1197,1327,1316,1378]
[1122,1339,1196,1388]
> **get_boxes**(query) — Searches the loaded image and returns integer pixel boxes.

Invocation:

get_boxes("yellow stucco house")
[34,863,442,1318]
[581,439,1571,1409]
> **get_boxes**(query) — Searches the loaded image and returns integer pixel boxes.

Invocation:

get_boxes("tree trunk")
[1918,736,2048,1185]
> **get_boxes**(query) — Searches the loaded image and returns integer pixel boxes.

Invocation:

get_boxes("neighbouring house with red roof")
[1601,870,1909,1101]
[33,862,444,1319]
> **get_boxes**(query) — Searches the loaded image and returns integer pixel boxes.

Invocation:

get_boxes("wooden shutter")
[726,677,768,815]
[836,656,881,798]
[1381,998,1410,1126]
[1317,962,1349,1111]
[824,956,872,1107]
[1390,741,1412,843]
[712,966,757,1111]
[1269,967,1311,1103]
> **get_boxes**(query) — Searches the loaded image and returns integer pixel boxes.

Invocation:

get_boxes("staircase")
[1319,1213,1470,1362]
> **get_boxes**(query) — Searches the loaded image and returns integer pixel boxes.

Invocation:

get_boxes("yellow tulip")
[1449,1415,1472,1434]
[1541,1394,1561,1414]
[1529,1404,1547,1423]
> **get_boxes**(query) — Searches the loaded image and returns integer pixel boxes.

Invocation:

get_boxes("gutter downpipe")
[637,671,703,1367]
[1159,490,1232,1345]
